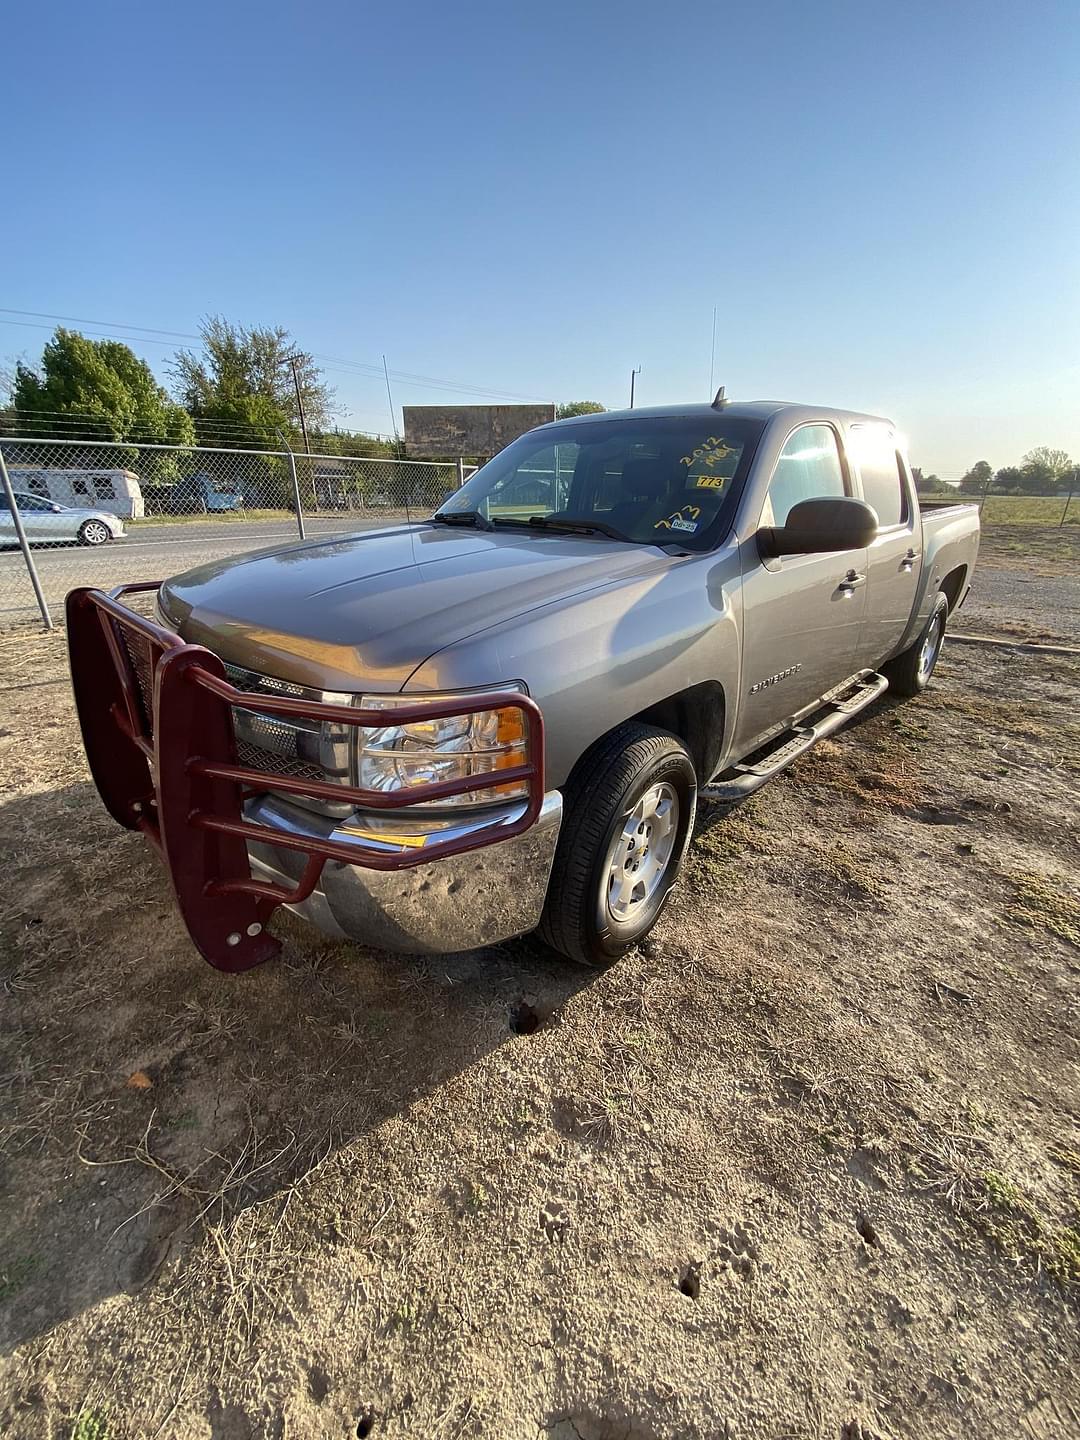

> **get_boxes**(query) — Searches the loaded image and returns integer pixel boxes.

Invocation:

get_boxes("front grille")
[114,639,348,790]
[222,661,352,797]
[222,663,310,699]
[235,738,328,784]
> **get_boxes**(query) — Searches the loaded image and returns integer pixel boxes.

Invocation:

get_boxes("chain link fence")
[0,437,469,630]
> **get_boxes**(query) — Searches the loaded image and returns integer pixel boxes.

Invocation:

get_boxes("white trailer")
[7,467,145,519]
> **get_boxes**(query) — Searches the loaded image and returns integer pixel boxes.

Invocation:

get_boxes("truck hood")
[160,522,671,690]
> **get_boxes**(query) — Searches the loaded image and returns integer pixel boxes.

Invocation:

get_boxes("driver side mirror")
[758,496,877,559]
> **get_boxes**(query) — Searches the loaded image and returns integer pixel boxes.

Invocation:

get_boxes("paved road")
[3,520,1079,642]
[0,516,388,625]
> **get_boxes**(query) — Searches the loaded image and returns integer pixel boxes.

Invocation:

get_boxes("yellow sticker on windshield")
[681,436,735,471]
[655,504,701,533]
[694,475,726,489]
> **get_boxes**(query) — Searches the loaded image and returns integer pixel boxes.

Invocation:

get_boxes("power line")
[0,402,393,444]
[0,317,182,349]
[0,307,200,341]
[1,310,552,404]
[311,351,549,403]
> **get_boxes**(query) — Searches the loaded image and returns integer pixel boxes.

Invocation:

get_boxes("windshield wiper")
[525,516,635,543]
[429,510,494,532]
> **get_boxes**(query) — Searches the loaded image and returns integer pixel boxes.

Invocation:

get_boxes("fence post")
[456,457,465,489]
[276,431,306,540]
[1062,488,1074,528]
[978,475,991,515]
[0,443,53,631]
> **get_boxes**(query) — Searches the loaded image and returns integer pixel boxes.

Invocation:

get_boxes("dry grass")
[1,631,1079,1440]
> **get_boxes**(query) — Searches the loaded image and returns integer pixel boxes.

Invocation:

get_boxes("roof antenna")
[712,385,726,409]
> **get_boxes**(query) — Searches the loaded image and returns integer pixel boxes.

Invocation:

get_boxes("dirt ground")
[1,617,1078,1439]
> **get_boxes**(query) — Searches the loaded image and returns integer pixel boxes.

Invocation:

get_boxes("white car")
[0,492,126,546]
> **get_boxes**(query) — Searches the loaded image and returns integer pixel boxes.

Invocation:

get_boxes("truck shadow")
[692,682,908,837]
[0,780,600,1356]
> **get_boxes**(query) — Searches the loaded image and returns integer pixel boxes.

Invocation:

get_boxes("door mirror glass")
[759,496,877,558]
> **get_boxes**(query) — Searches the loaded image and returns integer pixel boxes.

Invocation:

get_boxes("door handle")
[837,569,866,596]
[901,549,920,572]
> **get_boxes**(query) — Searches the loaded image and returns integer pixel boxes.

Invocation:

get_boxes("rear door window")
[850,425,906,528]
[761,424,847,527]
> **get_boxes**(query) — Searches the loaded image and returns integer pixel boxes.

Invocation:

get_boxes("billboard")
[403,403,556,459]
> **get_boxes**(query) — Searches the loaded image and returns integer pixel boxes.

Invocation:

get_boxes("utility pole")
[630,366,641,409]
[382,354,401,449]
[283,353,311,454]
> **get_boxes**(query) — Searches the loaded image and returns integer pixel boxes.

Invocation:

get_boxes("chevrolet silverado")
[67,398,980,971]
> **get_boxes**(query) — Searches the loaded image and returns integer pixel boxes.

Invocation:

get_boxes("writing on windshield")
[437,414,761,549]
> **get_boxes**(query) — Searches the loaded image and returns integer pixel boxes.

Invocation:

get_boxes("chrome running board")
[701,671,889,802]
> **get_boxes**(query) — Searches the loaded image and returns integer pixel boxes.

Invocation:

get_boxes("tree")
[171,317,334,448]
[556,401,606,419]
[994,466,1025,494]
[11,328,195,445]
[912,468,950,495]
[1022,446,1071,477]
[1018,446,1071,495]
[958,460,993,496]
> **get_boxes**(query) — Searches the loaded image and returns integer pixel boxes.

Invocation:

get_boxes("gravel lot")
[951,526,1080,644]
[1,626,1077,1440]
[954,570,1080,645]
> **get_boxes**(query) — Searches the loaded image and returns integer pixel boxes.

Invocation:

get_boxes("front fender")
[403,548,743,789]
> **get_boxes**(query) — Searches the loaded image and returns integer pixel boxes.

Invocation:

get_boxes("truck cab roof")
[535,400,897,431]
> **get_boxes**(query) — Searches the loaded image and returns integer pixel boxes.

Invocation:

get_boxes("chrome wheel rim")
[84,521,109,544]
[917,611,943,683]
[602,781,680,924]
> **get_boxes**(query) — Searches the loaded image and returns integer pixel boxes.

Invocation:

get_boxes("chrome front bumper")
[245,790,563,953]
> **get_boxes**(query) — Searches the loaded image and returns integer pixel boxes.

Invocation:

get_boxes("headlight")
[357,687,529,808]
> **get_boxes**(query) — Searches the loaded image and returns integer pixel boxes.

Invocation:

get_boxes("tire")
[78,519,112,547]
[883,591,948,697]
[539,722,697,966]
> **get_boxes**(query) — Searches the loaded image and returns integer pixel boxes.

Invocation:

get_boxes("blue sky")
[2,0,1078,473]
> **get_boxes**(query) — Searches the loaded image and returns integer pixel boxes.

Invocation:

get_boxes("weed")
[70,1410,110,1440]
[168,1109,200,1132]
[964,1101,996,1131]
[691,796,770,868]
[889,712,930,748]
[1006,873,1080,948]
[810,839,887,904]
[0,1253,41,1302]
[389,1297,419,1333]
[1049,1146,1080,1177]
[975,1172,1080,1286]
[574,1092,630,1144]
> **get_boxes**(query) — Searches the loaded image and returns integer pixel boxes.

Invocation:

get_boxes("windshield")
[433,414,763,550]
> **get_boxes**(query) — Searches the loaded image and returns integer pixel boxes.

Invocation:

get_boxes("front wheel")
[78,519,112,547]
[883,591,948,697]
[539,722,697,966]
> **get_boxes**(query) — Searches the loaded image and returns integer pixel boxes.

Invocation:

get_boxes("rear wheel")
[539,722,697,965]
[884,592,948,696]
[78,519,111,547]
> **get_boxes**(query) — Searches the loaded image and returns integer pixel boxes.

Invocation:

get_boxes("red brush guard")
[66,583,545,972]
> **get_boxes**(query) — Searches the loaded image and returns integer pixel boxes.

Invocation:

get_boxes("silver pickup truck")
[67,398,979,972]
